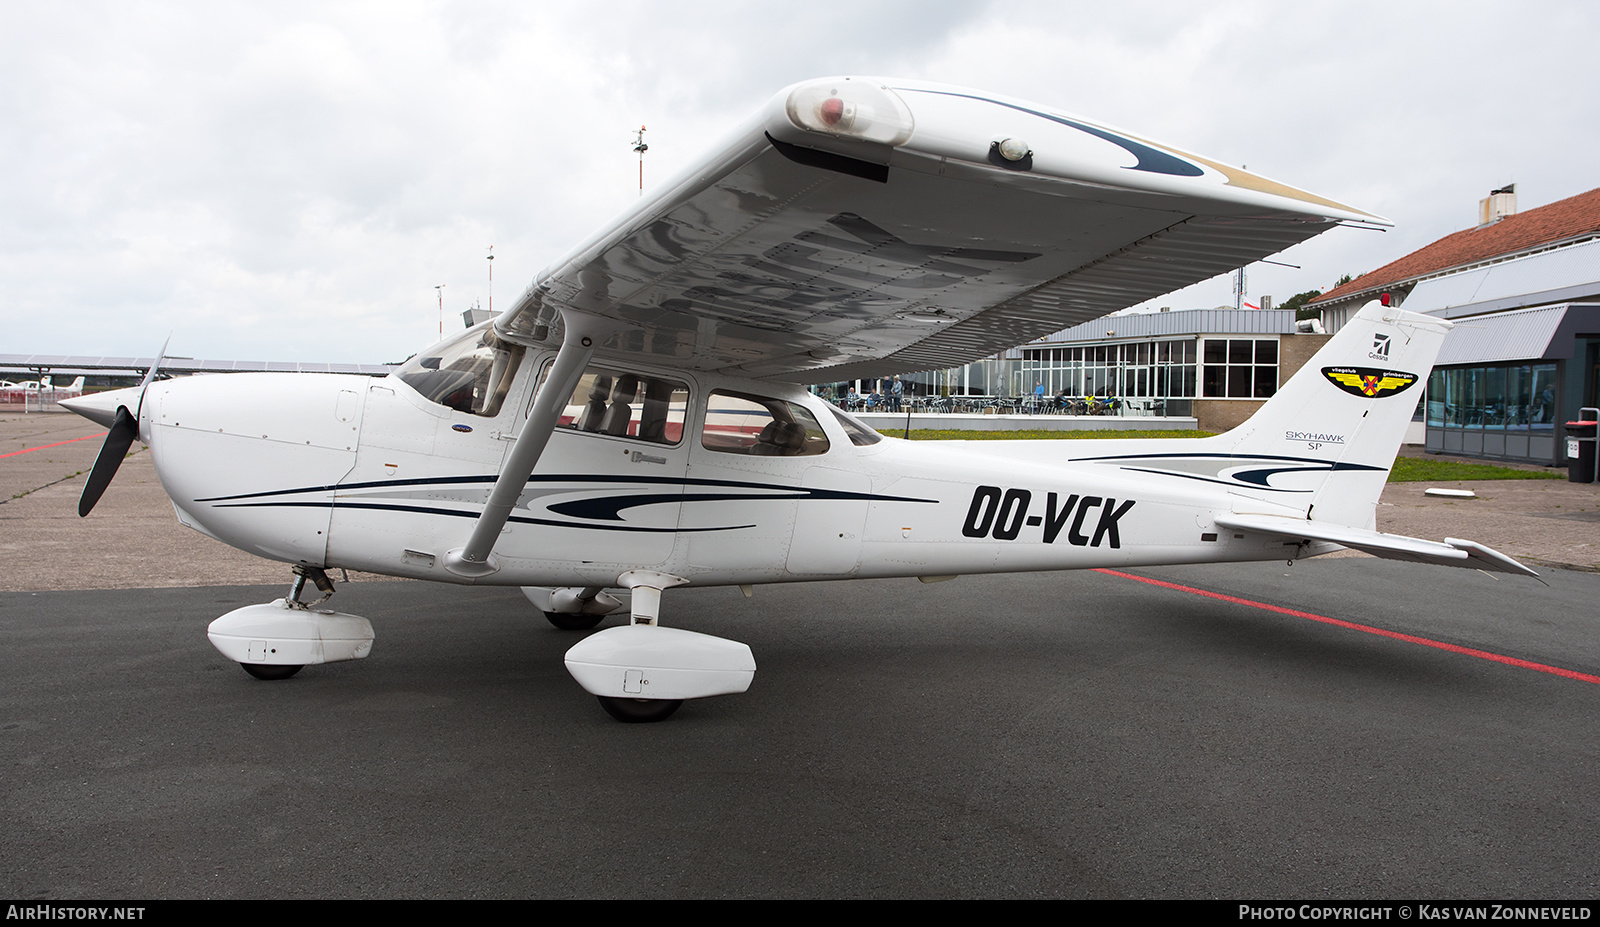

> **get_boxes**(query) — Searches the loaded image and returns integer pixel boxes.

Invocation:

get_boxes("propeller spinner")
[63,338,169,517]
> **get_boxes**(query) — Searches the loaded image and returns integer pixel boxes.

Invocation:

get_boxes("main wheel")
[597,696,683,723]
[544,611,605,631]
[241,662,303,680]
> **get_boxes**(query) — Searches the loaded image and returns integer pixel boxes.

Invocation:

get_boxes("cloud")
[2,1,1597,361]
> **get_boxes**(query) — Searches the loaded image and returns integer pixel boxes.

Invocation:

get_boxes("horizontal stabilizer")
[1214,514,1540,578]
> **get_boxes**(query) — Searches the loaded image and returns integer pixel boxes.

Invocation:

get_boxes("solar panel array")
[0,354,396,377]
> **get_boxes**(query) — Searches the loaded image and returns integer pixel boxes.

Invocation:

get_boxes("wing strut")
[444,312,612,578]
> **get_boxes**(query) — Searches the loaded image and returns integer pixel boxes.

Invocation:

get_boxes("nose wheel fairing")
[208,599,374,671]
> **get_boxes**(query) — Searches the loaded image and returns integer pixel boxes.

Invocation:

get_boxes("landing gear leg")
[590,571,689,721]
[286,564,335,610]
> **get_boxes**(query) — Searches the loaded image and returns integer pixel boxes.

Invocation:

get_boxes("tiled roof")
[1310,186,1600,304]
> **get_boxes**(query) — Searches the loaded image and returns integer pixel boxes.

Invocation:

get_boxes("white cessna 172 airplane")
[64,77,1537,722]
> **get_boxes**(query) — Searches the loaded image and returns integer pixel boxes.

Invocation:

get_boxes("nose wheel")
[597,697,683,723]
[241,662,303,680]
[544,611,605,631]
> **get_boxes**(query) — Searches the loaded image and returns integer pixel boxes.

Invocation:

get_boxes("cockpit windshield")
[395,322,525,417]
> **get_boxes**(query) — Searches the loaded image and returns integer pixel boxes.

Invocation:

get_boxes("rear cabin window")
[702,391,830,457]
[544,367,689,445]
[827,405,883,446]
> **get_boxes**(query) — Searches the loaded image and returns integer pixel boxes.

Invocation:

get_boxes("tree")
[1281,274,1354,321]
[1280,289,1323,321]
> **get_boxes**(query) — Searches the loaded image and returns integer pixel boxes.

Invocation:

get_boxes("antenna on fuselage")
[633,125,648,196]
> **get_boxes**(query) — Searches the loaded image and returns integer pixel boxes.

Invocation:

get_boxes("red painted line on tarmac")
[1094,568,1600,686]
[0,432,107,459]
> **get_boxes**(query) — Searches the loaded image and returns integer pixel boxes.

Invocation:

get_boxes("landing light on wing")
[785,78,914,145]
[996,137,1031,162]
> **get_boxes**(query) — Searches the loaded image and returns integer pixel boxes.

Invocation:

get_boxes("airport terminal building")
[1312,186,1600,467]
[1005,308,1329,433]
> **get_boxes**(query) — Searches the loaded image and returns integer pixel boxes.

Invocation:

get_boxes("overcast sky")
[4,1,1597,364]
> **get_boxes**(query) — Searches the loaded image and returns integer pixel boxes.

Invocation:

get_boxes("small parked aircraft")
[63,77,1535,721]
[1,375,84,404]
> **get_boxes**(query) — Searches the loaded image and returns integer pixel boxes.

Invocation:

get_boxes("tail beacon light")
[785,78,914,147]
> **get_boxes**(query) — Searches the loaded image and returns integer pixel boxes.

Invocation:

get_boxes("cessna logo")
[1369,333,1391,360]
[963,485,1135,547]
[1322,366,1419,399]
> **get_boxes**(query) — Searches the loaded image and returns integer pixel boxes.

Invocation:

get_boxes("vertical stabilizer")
[1213,301,1451,529]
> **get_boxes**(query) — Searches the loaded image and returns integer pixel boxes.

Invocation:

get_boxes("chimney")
[1478,184,1518,227]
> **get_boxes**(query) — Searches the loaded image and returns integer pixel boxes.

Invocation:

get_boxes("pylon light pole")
[633,125,648,196]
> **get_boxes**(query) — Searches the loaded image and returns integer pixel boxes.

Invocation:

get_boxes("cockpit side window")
[395,322,525,417]
[702,391,831,457]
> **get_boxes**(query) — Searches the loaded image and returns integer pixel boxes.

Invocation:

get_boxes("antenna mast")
[435,284,444,338]
[486,245,494,316]
[633,125,648,196]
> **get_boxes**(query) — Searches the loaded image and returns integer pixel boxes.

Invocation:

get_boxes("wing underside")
[498,77,1384,382]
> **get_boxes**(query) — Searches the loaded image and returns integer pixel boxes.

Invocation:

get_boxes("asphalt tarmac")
[3,412,1598,899]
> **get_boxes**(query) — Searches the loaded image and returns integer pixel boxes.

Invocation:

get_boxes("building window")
[1019,338,1196,414]
[1202,338,1279,399]
[1430,364,1558,433]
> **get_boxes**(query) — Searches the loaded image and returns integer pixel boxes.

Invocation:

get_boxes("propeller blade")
[78,405,139,517]
[135,335,170,420]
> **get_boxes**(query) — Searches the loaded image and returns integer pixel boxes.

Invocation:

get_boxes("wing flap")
[1214,514,1540,578]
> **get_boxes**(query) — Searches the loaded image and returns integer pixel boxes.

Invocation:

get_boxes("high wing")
[496,76,1386,383]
